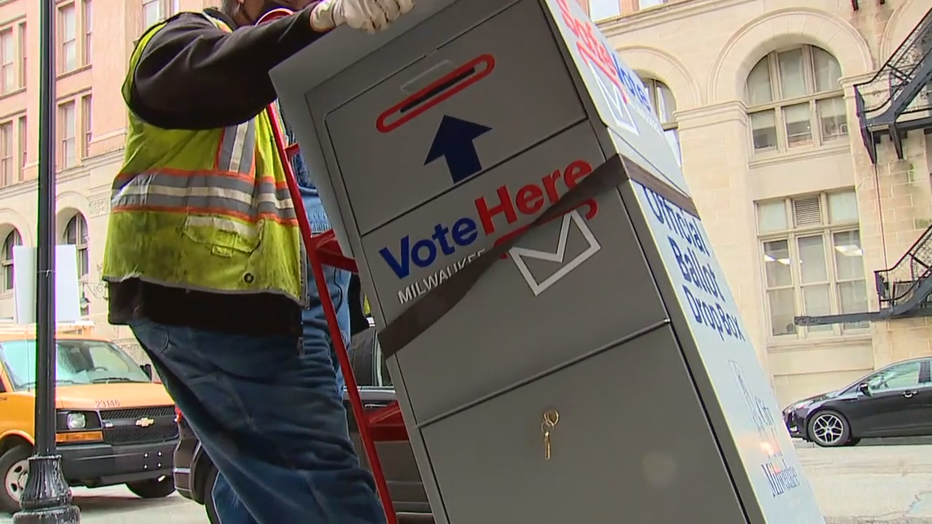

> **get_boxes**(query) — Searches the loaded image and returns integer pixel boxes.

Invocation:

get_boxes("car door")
[0,360,11,432]
[913,359,932,433]
[848,360,926,437]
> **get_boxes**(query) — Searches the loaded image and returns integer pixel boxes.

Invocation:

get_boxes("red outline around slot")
[376,54,496,134]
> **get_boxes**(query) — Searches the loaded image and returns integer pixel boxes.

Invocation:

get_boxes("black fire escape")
[794,6,932,327]
[855,6,932,164]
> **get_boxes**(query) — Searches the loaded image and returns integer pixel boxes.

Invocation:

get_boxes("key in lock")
[540,409,560,461]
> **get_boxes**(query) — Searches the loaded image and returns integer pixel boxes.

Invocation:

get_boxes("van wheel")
[126,476,175,499]
[202,464,220,524]
[0,445,32,513]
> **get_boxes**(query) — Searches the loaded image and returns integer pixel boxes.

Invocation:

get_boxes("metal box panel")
[324,0,586,235]
[540,0,690,197]
[418,326,746,524]
[373,124,668,423]
[623,181,825,521]
[270,0,826,521]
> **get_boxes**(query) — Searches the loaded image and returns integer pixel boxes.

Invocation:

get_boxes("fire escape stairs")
[853,6,932,164]
[795,9,932,327]
[795,223,932,326]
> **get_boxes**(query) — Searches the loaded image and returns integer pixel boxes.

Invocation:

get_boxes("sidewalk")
[798,444,932,524]
[794,437,932,449]
[825,519,932,523]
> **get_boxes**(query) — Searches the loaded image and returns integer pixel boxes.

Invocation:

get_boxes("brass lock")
[540,409,560,460]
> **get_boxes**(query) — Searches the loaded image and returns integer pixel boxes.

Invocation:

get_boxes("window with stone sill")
[83,0,92,65]
[757,190,868,339]
[59,3,77,73]
[0,121,12,187]
[746,46,847,154]
[18,23,25,89]
[638,0,667,10]
[63,213,90,280]
[642,77,681,166]
[59,101,77,169]
[588,0,620,21]
[1,229,21,292]
[0,29,14,94]
[143,0,180,30]
[82,94,92,157]
[18,116,25,174]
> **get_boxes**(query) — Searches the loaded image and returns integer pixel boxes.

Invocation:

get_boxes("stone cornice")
[598,0,753,37]
[675,100,749,129]
[0,149,124,201]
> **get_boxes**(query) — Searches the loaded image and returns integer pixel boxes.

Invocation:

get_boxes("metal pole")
[13,0,80,519]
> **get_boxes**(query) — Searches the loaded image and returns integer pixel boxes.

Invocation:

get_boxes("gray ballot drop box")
[270,0,826,522]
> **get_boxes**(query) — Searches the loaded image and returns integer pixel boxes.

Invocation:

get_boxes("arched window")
[63,213,89,278]
[1,229,22,292]
[745,45,846,153]
[643,78,681,165]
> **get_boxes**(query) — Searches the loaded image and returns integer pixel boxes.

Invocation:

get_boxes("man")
[101,0,414,522]
[210,116,356,522]
[285,99,355,396]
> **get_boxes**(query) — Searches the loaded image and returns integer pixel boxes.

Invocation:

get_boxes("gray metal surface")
[351,436,430,514]
[370,127,667,423]
[324,0,585,235]
[419,326,745,524]
[270,0,825,522]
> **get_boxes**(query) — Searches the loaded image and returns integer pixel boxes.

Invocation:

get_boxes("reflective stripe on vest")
[103,11,306,304]
[216,119,256,173]
[109,111,298,226]
[110,171,298,226]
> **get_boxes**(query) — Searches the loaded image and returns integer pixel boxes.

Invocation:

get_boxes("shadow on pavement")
[73,493,177,514]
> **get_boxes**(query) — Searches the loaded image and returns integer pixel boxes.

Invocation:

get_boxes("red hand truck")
[258,9,405,523]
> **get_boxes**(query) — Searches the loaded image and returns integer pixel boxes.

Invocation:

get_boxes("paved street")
[803,444,932,523]
[1,444,931,523]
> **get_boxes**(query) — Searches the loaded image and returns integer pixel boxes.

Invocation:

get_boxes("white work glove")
[310,0,415,33]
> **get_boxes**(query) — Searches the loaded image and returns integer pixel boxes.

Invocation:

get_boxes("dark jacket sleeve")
[130,7,324,130]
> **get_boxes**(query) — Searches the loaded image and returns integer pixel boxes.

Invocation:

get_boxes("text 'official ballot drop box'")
[270,0,825,522]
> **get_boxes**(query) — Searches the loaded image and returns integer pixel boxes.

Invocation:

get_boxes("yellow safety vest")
[102,12,306,305]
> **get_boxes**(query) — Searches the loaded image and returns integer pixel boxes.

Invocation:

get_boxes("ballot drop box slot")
[270,0,826,522]
[325,0,586,236]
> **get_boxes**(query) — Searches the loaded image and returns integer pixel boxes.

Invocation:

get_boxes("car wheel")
[808,410,851,447]
[126,476,176,499]
[0,445,31,513]
[203,465,220,524]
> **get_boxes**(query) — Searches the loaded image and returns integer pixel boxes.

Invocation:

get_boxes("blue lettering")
[644,186,664,222]
[451,217,478,246]
[411,239,437,267]
[687,219,709,255]
[612,53,651,108]
[669,237,692,287]
[432,223,455,256]
[379,237,411,279]
[379,219,483,279]
[670,235,722,300]
[643,186,711,256]
[681,281,745,342]
[683,285,703,322]
[762,462,800,497]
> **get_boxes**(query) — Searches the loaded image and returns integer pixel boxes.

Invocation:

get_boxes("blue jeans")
[210,192,363,523]
[300,189,352,395]
[131,195,381,524]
